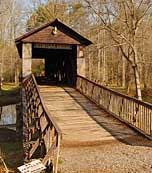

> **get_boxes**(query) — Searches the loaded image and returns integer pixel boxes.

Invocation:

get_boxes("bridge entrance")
[44,49,75,85]
[32,46,77,86]
[15,19,92,86]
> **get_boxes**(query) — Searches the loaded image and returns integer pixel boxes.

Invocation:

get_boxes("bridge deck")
[39,86,139,146]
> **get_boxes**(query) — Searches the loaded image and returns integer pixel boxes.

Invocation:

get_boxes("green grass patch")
[110,87,127,94]
[110,87,135,96]
[143,96,152,104]
[2,83,19,91]
[58,159,64,164]
[0,84,21,106]
[0,142,23,172]
[110,87,152,104]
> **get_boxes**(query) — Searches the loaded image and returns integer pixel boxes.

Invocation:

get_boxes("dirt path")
[58,136,152,173]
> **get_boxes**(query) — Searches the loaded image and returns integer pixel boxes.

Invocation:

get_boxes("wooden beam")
[22,43,32,77]
[29,138,39,158]
[42,143,56,165]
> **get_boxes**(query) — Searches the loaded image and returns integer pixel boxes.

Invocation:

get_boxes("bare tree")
[0,0,26,83]
[85,0,152,100]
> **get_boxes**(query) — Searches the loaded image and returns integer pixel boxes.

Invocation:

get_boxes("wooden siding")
[22,26,80,45]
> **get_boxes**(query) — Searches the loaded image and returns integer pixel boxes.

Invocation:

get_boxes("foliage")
[2,84,19,91]
[1,0,152,100]
[84,0,152,100]
[32,61,45,77]
[0,142,23,171]
[26,2,68,31]
[26,0,91,35]
[0,0,25,83]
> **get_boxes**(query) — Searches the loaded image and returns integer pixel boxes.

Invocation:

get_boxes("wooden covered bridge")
[15,19,152,173]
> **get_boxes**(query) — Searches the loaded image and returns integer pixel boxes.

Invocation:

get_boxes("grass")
[2,83,19,91]
[143,96,152,104]
[0,83,21,106]
[58,159,64,165]
[0,141,23,172]
[110,87,129,95]
[110,86,152,104]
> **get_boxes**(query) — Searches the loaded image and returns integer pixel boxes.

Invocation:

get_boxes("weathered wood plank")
[42,143,56,165]
[40,115,48,132]
[29,138,39,158]
[39,85,141,146]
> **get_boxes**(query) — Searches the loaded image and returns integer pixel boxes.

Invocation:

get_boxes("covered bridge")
[14,18,152,173]
[15,18,92,85]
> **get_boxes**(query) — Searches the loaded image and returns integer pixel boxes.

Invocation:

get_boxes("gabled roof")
[15,19,92,46]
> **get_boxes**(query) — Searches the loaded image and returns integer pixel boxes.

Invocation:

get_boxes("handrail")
[31,74,62,134]
[77,75,152,139]
[22,74,62,173]
[77,75,152,108]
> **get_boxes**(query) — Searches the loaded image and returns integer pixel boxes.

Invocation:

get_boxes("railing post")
[76,75,152,139]
[54,134,61,173]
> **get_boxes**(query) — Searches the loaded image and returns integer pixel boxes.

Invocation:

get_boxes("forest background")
[1,0,152,101]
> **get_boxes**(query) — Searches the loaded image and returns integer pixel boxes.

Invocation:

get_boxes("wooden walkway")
[39,86,140,146]
[23,75,152,173]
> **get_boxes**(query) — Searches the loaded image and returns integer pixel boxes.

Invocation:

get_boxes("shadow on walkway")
[62,87,152,147]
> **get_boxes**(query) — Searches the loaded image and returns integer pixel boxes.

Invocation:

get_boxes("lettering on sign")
[17,160,46,173]
[34,43,72,50]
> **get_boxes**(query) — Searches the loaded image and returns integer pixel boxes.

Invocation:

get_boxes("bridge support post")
[16,102,23,141]
[22,43,32,78]
[77,46,85,77]
[22,88,30,162]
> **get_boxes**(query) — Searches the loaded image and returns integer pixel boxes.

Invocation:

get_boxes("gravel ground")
[58,136,152,173]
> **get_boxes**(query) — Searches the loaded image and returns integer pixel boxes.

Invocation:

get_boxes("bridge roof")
[15,19,92,46]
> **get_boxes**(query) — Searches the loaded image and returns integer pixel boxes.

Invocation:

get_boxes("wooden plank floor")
[39,86,140,146]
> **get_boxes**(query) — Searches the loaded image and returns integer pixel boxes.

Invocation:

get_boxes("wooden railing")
[22,74,62,173]
[0,147,9,173]
[77,75,152,139]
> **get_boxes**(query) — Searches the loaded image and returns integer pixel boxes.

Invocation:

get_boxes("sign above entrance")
[17,160,46,173]
[34,43,72,50]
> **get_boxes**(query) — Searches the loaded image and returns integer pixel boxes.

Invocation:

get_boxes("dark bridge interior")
[32,46,77,86]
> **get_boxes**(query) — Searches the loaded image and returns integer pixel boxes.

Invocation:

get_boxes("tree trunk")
[125,62,131,94]
[133,45,142,100]
[132,65,142,100]
[102,29,106,85]
[122,56,126,88]
[102,48,106,85]
[15,64,19,85]
[143,64,147,89]
[97,28,101,83]
[97,49,101,83]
